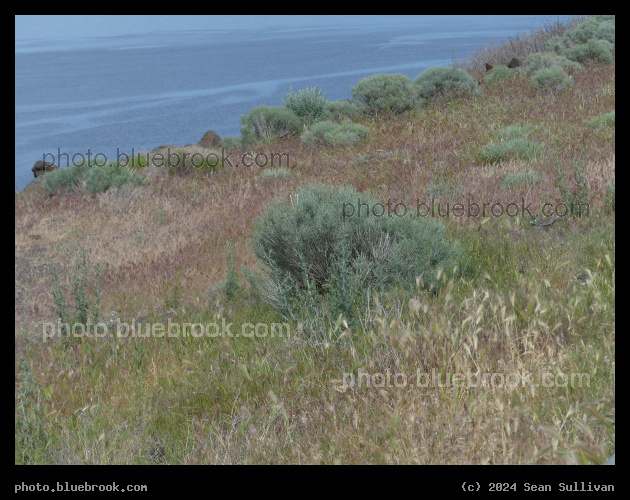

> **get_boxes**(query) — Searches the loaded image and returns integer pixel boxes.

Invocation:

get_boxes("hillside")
[15,16,614,465]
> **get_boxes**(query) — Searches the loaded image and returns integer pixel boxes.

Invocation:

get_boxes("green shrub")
[50,245,102,342]
[565,39,614,63]
[221,136,243,150]
[497,124,534,140]
[325,100,360,121]
[351,73,420,115]
[85,163,145,194]
[544,36,568,54]
[283,86,329,126]
[501,169,544,189]
[301,120,369,146]
[425,180,454,199]
[41,165,86,194]
[530,65,573,91]
[414,66,480,100]
[240,105,302,144]
[588,110,615,128]
[522,52,582,74]
[563,16,615,45]
[41,160,144,195]
[481,139,545,164]
[247,183,466,324]
[484,65,512,85]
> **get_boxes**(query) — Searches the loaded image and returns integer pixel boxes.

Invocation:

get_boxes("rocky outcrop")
[507,57,524,69]
[31,160,58,178]
[197,130,222,148]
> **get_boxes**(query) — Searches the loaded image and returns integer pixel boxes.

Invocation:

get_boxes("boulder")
[507,57,523,69]
[197,130,222,148]
[31,160,59,178]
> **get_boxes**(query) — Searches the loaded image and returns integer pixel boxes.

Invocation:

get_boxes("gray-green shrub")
[588,111,615,128]
[481,139,545,164]
[221,136,243,150]
[41,160,144,195]
[501,169,544,189]
[530,65,573,91]
[563,16,615,45]
[565,39,614,63]
[497,124,534,140]
[247,183,466,324]
[283,87,329,126]
[301,120,369,146]
[414,66,479,100]
[484,65,512,85]
[240,105,301,143]
[351,73,420,115]
[85,163,145,194]
[325,100,360,121]
[544,36,568,54]
[522,52,582,74]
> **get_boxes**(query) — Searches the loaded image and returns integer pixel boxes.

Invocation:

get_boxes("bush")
[41,164,86,194]
[501,169,544,189]
[588,110,615,128]
[283,86,329,126]
[301,120,369,146]
[247,183,466,324]
[497,124,534,140]
[325,100,360,121]
[544,36,568,53]
[563,16,615,45]
[484,65,512,85]
[481,138,545,164]
[530,65,573,91]
[240,105,302,144]
[85,163,145,194]
[414,66,479,100]
[50,245,102,341]
[41,160,144,195]
[351,73,420,115]
[522,52,582,74]
[565,39,614,63]
[221,136,243,150]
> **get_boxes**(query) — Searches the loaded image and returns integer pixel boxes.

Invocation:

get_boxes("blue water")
[15,15,574,190]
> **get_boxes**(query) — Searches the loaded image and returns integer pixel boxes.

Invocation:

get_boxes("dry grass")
[15,37,614,465]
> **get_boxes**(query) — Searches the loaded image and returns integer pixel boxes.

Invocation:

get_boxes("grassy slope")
[15,48,614,463]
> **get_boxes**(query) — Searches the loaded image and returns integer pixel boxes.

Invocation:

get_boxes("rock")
[31,160,58,178]
[507,57,523,69]
[197,130,222,148]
